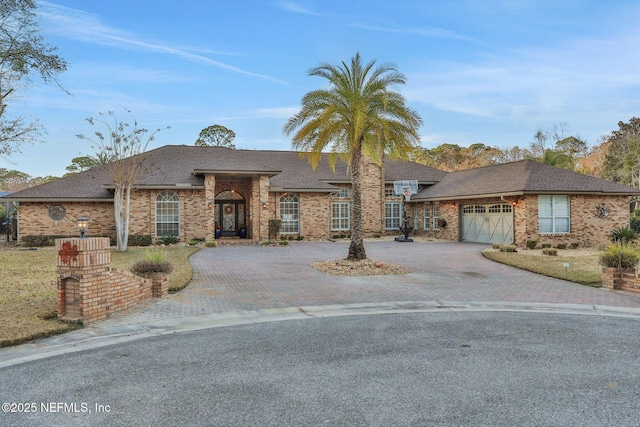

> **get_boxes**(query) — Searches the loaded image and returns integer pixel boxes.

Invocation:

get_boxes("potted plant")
[238,226,247,239]
[215,223,221,239]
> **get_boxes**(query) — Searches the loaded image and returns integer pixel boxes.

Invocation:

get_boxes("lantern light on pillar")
[77,217,89,238]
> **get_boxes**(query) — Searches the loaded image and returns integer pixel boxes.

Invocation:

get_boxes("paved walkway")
[3,241,640,366]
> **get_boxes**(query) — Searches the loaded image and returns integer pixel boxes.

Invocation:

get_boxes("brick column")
[56,237,111,322]
[204,174,217,241]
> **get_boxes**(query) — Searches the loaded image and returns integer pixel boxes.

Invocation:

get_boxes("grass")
[482,249,602,287]
[0,245,199,348]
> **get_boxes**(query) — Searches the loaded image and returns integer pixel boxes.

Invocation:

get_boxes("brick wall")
[300,193,330,240]
[55,237,167,324]
[602,268,640,293]
[18,202,116,240]
[516,194,629,247]
[16,183,633,247]
[360,157,385,235]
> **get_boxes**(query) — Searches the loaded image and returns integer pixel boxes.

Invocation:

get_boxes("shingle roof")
[4,148,637,202]
[412,159,640,201]
[2,145,445,200]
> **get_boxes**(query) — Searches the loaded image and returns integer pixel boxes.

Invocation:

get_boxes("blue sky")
[6,0,640,177]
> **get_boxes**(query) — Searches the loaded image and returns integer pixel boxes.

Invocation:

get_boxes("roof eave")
[192,169,281,177]
[3,197,113,203]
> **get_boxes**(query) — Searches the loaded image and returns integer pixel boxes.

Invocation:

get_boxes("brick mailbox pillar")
[56,237,111,322]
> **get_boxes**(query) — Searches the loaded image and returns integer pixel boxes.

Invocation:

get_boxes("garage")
[461,203,514,244]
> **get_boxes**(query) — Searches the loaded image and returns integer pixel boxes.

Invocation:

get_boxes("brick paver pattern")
[96,242,640,327]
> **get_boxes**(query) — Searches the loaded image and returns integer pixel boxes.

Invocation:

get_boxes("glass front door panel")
[222,204,236,232]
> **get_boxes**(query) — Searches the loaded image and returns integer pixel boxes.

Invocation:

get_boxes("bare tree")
[77,110,169,251]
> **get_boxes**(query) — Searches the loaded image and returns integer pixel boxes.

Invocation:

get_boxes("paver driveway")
[99,241,640,327]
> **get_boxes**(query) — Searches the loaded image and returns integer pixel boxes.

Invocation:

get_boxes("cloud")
[404,26,640,125]
[273,1,319,16]
[353,23,481,44]
[38,1,288,85]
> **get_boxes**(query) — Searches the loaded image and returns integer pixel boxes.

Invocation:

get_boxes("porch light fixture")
[207,201,215,209]
[77,217,89,238]
[262,202,269,209]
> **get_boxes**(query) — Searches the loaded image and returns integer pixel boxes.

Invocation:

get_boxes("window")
[332,202,350,230]
[489,205,501,213]
[423,203,431,230]
[385,188,397,198]
[385,202,402,230]
[475,205,486,214]
[423,202,441,230]
[538,195,570,233]
[334,188,350,198]
[280,193,299,234]
[156,191,180,237]
[432,202,441,230]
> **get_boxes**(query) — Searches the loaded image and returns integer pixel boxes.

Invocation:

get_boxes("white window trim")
[279,193,300,234]
[385,202,402,230]
[331,202,350,231]
[538,195,570,234]
[423,203,431,230]
[156,191,180,237]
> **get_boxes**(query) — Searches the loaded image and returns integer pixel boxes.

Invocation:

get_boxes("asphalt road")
[2,311,639,427]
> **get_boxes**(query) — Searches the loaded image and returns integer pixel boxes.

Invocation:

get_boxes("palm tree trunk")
[348,144,367,260]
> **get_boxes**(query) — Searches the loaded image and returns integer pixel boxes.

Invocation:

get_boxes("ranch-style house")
[3,145,639,247]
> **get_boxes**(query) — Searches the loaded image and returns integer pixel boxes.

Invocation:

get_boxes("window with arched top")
[279,193,299,234]
[156,191,180,237]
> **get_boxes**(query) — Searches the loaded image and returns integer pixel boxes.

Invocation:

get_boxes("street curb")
[2,301,640,368]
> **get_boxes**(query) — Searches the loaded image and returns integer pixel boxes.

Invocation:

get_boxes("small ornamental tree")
[77,110,169,251]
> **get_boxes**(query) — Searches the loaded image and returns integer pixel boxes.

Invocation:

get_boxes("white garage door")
[461,203,514,244]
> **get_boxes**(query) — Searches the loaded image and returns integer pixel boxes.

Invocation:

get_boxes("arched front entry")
[215,190,247,237]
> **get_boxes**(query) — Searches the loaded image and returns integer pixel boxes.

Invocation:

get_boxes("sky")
[4,0,640,177]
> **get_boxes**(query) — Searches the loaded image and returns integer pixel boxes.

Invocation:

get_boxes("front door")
[215,201,246,237]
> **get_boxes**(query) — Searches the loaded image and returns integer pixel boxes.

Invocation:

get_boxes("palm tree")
[283,53,422,260]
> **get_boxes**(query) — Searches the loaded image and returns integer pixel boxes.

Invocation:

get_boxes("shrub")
[499,245,517,252]
[631,217,640,234]
[127,248,175,275]
[145,248,166,262]
[128,234,152,246]
[296,236,305,241]
[541,243,552,248]
[21,235,54,247]
[187,239,202,246]
[492,243,502,249]
[278,240,289,246]
[205,241,218,248]
[525,240,538,249]
[599,243,640,269]
[268,220,281,240]
[130,259,174,275]
[556,243,567,250]
[542,248,558,256]
[570,242,579,249]
[610,227,637,244]
[158,235,179,245]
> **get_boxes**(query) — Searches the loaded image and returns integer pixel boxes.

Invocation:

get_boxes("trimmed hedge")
[128,234,152,246]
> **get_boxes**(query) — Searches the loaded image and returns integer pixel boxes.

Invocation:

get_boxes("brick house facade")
[3,146,639,247]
